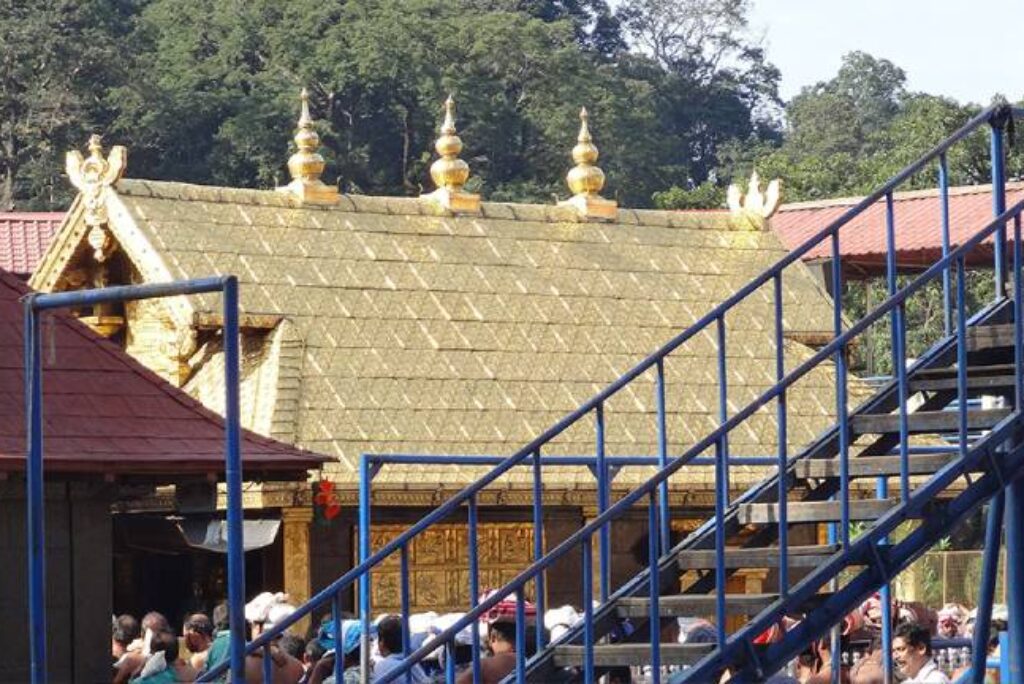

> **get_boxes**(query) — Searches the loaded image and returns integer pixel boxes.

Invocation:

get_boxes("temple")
[32,93,860,614]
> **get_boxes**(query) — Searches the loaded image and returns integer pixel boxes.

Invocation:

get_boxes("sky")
[748,0,1024,105]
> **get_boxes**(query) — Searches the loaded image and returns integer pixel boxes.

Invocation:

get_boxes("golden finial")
[727,169,782,230]
[559,107,617,220]
[66,134,126,233]
[422,95,480,214]
[277,88,339,205]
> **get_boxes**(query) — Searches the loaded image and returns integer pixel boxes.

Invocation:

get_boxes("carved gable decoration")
[66,135,126,232]
[728,170,782,231]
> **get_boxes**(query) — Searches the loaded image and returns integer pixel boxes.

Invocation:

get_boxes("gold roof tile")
[41,176,856,492]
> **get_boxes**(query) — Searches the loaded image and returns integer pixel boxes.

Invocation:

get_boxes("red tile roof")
[772,182,1024,276]
[0,270,324,476]
[0,212,64,277]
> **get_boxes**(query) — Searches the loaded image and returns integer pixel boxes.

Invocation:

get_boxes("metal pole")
[530,451,545,656]
[359,454,372,684]
[970,494,1004,684]
[655,360,671,555]
[939,153,952,336]
[877,476,893,684]
[991,117,1007,298]
[595,403,610,602]
[24,301,45,684]
[832,233,850,548]
[1005,478,1024,681]
[647,494,662,684]
[222,276,246,684]
[468,496,481,683]
[774,274,789,598]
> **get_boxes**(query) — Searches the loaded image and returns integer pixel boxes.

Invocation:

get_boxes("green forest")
[1,0,1021,211]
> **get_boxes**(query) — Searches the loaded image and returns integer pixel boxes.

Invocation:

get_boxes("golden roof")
[33,176,865,494]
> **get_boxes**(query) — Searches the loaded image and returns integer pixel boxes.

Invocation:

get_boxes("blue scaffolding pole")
[23,276,246,684]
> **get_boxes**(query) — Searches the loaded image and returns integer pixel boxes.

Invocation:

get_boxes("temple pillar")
[282,506,314,634]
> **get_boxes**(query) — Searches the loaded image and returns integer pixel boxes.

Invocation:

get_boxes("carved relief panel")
[368,523,537,614]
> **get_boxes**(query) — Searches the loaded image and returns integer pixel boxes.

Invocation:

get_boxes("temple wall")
[0,481,114,684]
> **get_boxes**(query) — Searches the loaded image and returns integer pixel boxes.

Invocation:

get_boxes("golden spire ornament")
[422,95,480,214]
[277,88,339,205]
[727,169,782,230]
[558,107,617,220]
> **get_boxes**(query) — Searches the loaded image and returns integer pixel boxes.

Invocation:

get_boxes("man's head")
[183,613,214,653]
[141,611,171,634]
[304,639,325,666]
[149,630,179,664]
[893,622,932,678]
[112,614,140,658]
[487,620,515,656]
[212,602,230,633]
[278,634,305,660]
[377,615,403,657]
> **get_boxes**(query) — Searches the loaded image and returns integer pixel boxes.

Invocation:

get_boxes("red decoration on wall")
[314,480,341,520]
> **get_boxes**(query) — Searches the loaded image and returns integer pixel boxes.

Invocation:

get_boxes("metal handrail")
[377,199,1024,684]
[200,104,1019,683]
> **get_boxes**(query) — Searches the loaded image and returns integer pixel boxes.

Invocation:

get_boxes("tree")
[0,0,135,209]
[0,0,781,209]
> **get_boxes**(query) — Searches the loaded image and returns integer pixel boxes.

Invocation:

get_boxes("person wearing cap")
[308,620,370,684]
[199,596,304,684]
[455,594,537,684]
[936,604,966,639]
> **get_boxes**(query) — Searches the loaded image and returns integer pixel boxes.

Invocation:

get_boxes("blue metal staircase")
[200,104,1024,684]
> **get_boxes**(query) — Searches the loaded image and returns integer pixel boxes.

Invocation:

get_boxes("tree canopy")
[1,0,779,210]
[3,3,1020,212]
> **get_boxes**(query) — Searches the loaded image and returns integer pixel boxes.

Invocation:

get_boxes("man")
[113,614,143,684]
[201,601,303,684]
[893,622,949,684]
[184,613,215,671]
[455,620,517,684]
[372,615,430,683]
[130,631,179,684]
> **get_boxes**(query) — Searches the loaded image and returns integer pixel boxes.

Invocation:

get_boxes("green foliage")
[2,0,781,210]
[0,0,138,209]
[652,181,725,210]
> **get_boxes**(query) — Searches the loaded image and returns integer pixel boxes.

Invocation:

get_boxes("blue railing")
[199,103,1024,683]
[23,278,249,684]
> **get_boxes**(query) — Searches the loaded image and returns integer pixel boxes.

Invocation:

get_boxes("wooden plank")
[966,324,1017,352]
[675,545,838,570]
[616,593,780,618]
[553,643,715,667]
[793,453,956,479]
[912,363,1014,378]
[910,374,1016,392]
[737,498,901,524]
[850,409,1010,435]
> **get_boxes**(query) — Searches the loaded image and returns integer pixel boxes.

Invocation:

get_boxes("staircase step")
[850,409,1009,435]
[616,593,779,618]
[676,544,838,569]
[793,453,956,479]
[910,369,1016,392]
[553,643,715,668]
[738,498,901,524]
[966,324,1018,352]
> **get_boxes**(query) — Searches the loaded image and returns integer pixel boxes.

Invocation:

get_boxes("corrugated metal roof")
[0,212,64,276]
[772,182,1024,274]
[0,269,324,476]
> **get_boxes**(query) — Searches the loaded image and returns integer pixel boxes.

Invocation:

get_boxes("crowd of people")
[742,597,1008,684]
[110,591,537,684]
[110,591,1007,684]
